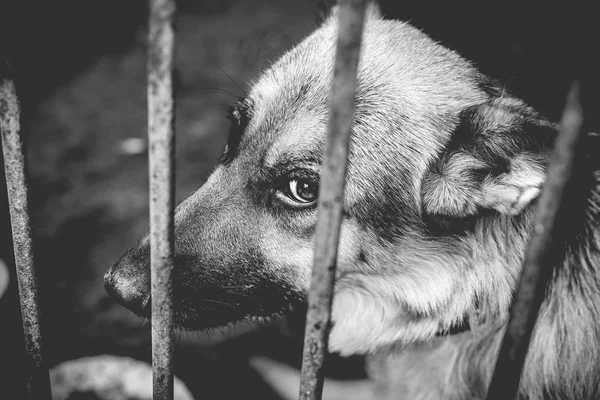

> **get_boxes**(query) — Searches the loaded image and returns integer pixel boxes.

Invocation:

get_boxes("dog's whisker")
[203,299,234,307]
[211,62,247,97]
[198,87,242,99]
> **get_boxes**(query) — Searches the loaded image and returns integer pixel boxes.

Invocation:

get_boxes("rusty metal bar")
[147,0,176,399]
[298,1,367,400]
[485,79,587,400]
[1,51,52,399]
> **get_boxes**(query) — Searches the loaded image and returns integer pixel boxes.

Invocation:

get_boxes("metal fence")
[0,0,590,399]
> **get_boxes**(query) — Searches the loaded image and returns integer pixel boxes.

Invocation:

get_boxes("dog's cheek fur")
[258,215,314,295]
[328,211,533,355]
[258,214,365,296]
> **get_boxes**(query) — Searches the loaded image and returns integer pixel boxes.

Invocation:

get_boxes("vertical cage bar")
[298,1,367,400]
[485,79,587,400]
[147,1,176,399]
[1,52,52,399]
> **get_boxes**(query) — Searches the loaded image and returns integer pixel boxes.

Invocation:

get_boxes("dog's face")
[105,6,555,355]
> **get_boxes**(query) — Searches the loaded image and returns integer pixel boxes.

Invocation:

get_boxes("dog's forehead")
[239,27,335,166]
[245,26,336,141]
[249,30,334,111]
[239,17,486,168]
[248,17,479,109]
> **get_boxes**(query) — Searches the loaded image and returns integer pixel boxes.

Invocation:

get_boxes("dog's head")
[105,5,555,355]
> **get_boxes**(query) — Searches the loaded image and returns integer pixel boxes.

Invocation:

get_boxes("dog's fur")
[105,3,600,399]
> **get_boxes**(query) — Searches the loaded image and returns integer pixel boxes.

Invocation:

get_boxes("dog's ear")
[319,1,382,25]
[421,96,556,218]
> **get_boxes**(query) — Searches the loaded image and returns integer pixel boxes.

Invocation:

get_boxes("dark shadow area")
[2,0,146,103]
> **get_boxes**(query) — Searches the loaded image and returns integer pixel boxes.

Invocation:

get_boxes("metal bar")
[1,50,52,399]
[298,1,367,400]
[147,0,176,399]
[485,79,587,400]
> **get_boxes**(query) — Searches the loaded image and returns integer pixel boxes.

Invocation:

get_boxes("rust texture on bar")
[485,80,587,400]
[148,0,176,399]
[1,51,52,399]
[298,1,367,400]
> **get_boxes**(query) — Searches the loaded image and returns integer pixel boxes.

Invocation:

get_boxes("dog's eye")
[286,178,318,204]
[272,168,320,209]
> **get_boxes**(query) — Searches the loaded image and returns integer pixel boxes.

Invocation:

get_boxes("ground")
[0,1,586,399]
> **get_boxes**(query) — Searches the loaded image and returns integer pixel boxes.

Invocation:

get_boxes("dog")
[105,3,600,399]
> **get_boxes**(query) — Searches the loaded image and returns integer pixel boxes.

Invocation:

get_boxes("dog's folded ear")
[319,1,382,25]
[421,96,556,218]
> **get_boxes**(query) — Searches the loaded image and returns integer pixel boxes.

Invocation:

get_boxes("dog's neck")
[463,167,600,399]
[459,167,600,400]
[512,166,600,399]
[366,166,600,400]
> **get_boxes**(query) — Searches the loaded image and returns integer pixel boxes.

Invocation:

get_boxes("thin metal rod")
[485,80,586,400]
[147,1,176,399]
[1,51,52,399]
[298,2,367,400]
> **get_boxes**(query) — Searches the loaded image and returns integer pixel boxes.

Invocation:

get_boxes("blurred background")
[0,0,588,398]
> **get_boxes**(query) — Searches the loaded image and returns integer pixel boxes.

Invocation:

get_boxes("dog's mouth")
[172,296,303,332]
[176,305,300,333]
[121,280,305,333]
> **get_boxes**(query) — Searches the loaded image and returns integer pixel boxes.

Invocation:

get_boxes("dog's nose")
[104,268,150,316]
[104,246,151,316]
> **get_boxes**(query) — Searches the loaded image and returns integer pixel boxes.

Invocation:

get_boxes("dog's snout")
[104,246,151,316]
[104,269,150,315]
